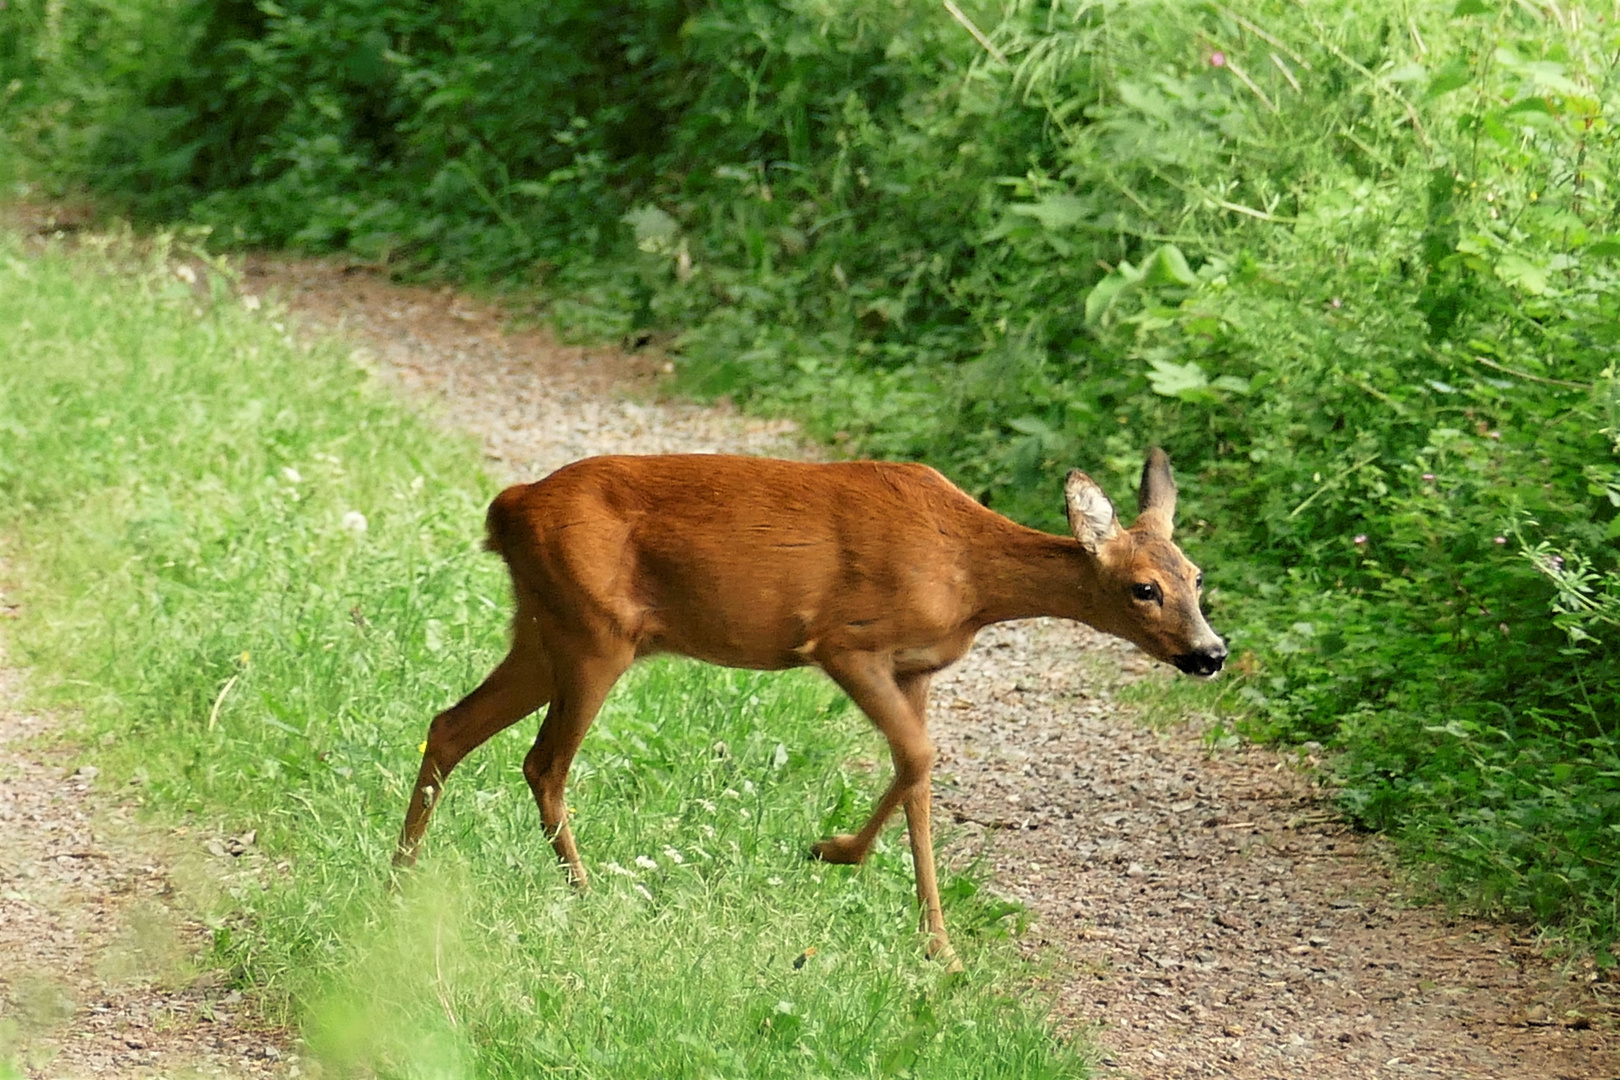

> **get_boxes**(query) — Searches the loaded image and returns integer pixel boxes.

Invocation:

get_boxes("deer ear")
[1135,447,1177,540]
[1065,470,1121,554]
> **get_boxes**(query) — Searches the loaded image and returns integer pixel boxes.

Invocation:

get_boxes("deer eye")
[1195,573,1204,590]
[1131,582,1161,603]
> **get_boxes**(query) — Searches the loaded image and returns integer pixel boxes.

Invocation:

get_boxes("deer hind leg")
[395,605,552,868]
[521,637,633,888]
[813,660,956,965]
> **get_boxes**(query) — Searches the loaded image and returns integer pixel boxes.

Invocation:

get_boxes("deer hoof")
[928,940,964,974]
[810,834,865,865]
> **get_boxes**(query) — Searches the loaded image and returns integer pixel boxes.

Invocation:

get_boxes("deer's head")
[1064,449,1227,677]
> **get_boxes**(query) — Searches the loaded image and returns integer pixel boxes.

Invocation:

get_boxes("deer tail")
[483,486,524,557]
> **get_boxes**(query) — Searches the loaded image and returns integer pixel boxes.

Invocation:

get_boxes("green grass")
[0,229,1090,1078]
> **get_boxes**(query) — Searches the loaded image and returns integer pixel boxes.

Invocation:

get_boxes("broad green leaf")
[1452,0,1492,14]
[1007,415,1056,438]
[622,205,679,251]
[1585,239,1620,259]
[1141,244,1197,288]
[1007,194,1090,230]
[1146,358,1208,398]
[1506,97,1556,116]
[1426,59,1475,98]
[1084,264,1139,325]
[1520,60,1581,95]
[1494,254,1550,295]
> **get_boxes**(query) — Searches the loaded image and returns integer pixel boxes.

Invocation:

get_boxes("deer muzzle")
[1172,641,1228,677]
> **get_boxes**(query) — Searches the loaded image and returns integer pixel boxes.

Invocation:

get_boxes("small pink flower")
[1488,430,1501,440]
[1353,534,1368,545]
[1421,473,1435,481]
[1210,51,1227,67]
[1330,297,1342,309]
[1493,536,1507,545]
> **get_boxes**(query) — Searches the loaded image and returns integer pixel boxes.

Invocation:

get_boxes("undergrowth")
[3,0,1619,947]
[0,231,1088,1079]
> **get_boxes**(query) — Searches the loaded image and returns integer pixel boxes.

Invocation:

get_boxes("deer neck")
[968,520,1106,630]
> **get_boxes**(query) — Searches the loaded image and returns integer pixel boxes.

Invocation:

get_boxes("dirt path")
[240,255,1620,1080]
[0,635,291,1077]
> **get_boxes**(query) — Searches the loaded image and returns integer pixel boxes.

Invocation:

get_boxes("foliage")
[0,232,1089,1077]
[4,0,1620,944]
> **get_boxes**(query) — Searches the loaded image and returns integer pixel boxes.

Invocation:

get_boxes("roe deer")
[395,449,1224,967]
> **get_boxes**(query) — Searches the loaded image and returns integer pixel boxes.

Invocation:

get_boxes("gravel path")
[0,623,291,1078]
[241,256,1619,1080]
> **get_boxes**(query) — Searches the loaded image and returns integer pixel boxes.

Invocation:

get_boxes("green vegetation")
[0,234,1086,1078]
[3,0,1619,946]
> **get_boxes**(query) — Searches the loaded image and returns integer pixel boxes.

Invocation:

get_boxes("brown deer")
[394,449,1224,967]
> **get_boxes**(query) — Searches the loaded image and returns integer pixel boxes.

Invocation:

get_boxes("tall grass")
[0,230,1089,1078]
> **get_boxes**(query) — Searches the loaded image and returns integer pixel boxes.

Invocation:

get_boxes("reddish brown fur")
[395,451,1223,967]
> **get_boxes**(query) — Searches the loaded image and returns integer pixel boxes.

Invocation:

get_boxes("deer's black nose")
[1173,644,1227,677]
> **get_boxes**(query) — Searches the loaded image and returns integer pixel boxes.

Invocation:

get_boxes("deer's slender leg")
[395,620,553,867]
[522,637,633,888]
[893,673,954,966]
[813,657,955,963]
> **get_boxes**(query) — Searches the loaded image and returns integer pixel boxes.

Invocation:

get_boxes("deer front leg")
[809,726,932,867]
[814,660,957,966]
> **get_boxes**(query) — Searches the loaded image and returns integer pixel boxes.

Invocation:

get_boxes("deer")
[394,448,1225,968]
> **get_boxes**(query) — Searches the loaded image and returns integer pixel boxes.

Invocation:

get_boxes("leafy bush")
[5,0,1619,944]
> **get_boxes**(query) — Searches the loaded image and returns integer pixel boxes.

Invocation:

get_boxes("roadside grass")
[0,229,1090,1078]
